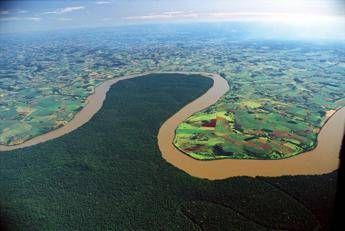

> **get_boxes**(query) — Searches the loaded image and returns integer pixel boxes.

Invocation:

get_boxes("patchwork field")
[174,47,345,160]
[1,26,344,157]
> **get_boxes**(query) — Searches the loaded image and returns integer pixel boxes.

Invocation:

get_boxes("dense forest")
[0,74,337,230]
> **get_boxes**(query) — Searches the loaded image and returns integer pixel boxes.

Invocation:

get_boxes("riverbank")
[2,74,330,230]
[1,72,343,181]
[158,101,344,179]
[0,72,218,151]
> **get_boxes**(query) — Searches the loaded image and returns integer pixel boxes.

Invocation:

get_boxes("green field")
[1,29,344,152]
[174,52,345,159]
[0,74,336,230]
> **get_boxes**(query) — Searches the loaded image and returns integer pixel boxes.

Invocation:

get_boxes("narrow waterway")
[1,72,343,181]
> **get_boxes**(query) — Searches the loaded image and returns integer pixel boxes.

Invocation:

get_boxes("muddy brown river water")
[1,72,343,180]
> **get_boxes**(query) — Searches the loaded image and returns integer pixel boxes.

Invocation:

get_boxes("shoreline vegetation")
[1,72,343,179]
[1,74,336,230]
[0,71,214,151]
[159,105,344,179]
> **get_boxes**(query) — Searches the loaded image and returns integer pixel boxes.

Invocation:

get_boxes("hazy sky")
[0,0,344,39]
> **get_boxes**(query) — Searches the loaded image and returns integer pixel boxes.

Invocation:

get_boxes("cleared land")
[0,72,216,151]
[160,105,344,179]
[1,29,344,156]
[0,74,337,230]
[174,79,344,160]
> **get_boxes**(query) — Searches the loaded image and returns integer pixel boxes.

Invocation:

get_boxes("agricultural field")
[171,41,345,159]
[0,25,344,161]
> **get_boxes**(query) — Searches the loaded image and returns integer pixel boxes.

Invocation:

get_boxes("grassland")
[0,74,336,230]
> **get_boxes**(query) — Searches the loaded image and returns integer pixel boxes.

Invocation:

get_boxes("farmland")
[172,41,345,160]
[1,25,344,158]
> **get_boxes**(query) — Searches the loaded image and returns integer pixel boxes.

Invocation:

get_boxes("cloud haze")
[43,6,85,15]
[95,1,111,4]
[0,16,40,21]
[124,11,199,20]
[0,0,343,40]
